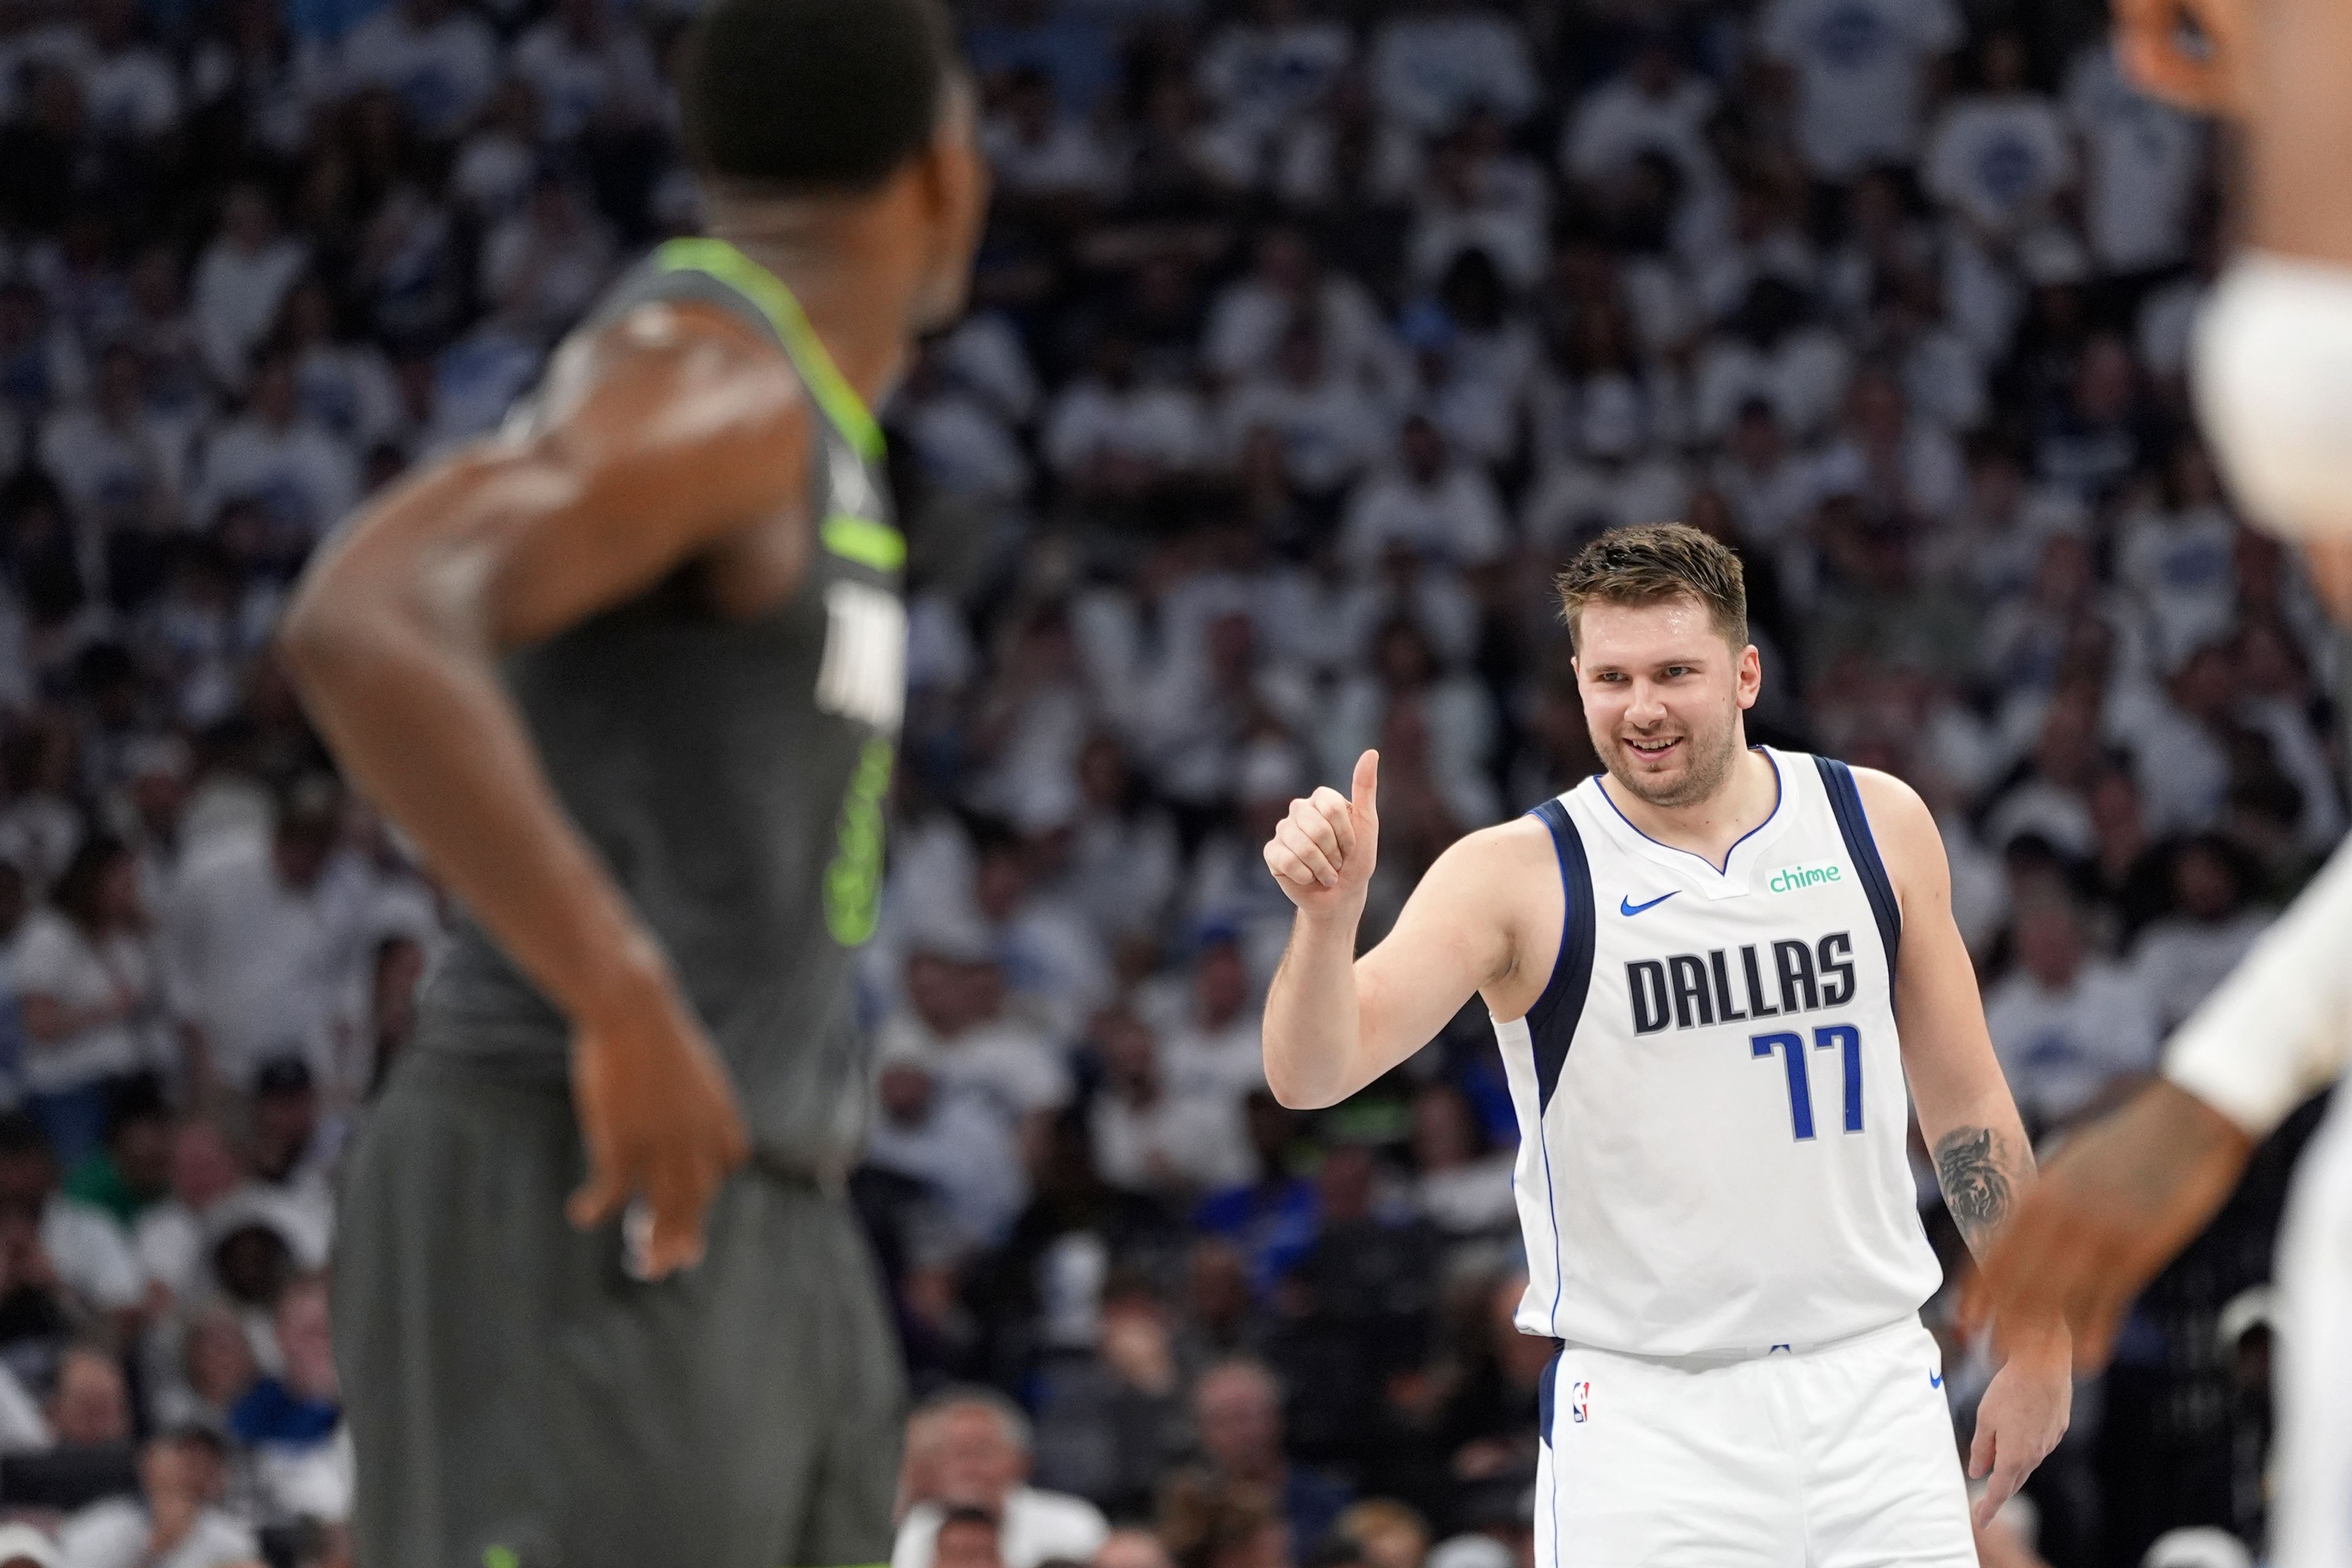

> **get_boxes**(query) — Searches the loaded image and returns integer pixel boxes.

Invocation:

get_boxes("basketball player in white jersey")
[1968,7,2352,1567]
[1261,524,2070,1566]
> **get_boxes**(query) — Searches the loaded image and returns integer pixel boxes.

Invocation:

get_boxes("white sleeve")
[2161,835,2352,1136]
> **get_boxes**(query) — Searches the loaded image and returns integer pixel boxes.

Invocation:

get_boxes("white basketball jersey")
[1493,748,1942,1357]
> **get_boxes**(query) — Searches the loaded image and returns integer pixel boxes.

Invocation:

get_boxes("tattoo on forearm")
[1935,1126,2015,1248]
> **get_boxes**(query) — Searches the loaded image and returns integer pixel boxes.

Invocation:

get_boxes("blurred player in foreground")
[276,0,987,1563]
[1261,524,2069,1566]
[1973,4,2352,1568]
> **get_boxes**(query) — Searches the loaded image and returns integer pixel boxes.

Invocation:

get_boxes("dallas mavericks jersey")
[1492,748,1943,1357]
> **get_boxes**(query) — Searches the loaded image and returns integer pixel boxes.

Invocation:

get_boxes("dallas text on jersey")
[1626,931,1860,1036]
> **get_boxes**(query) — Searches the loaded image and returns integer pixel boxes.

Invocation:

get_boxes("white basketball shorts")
[2274,1098,2352,1568]
[1532,1314,1974,1568]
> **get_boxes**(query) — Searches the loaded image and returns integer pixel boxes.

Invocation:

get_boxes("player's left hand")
[1967,1333,2071,1532]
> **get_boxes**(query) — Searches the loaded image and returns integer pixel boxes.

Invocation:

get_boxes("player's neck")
[714,210,916,413]
[1600,742,1778,865]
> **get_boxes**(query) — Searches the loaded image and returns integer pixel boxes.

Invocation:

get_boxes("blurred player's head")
[1556,523,1760,809]
[680,0,986,333]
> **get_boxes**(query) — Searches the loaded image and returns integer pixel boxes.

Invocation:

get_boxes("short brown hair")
[1554,522,1748,652]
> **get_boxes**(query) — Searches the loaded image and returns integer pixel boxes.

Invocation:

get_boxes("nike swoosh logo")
[1619,892,1678,916]
[1929,1371,1943,1389]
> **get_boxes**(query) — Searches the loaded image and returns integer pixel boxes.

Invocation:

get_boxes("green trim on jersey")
[823,734,894,947]
[653,238,887,463]
[820,514,907,573]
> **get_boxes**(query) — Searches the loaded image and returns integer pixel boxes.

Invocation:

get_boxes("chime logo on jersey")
[815,579,907,732]
[1570,1382,1590,1423]
[1767,860,1845,894]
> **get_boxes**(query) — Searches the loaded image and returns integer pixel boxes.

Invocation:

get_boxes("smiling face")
[1574,593,1758,809]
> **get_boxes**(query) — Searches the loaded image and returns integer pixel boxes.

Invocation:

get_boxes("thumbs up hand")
[1264,749,1379,918]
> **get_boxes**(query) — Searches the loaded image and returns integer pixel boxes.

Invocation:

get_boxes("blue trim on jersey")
[1591,747,1785,875]
[1537,1347,1559,1447]
[1814,756,1901,987]
[1548,1349,1566,1568]
[1525,799,1597,1112]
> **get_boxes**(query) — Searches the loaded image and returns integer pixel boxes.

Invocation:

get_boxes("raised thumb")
[1352,748,1379,818]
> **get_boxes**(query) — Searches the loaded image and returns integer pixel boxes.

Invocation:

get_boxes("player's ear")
[909,74,987,328]
[1736,643,1762,707]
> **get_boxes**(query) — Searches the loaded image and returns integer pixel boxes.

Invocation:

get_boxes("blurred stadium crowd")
[0,0,2330,1565]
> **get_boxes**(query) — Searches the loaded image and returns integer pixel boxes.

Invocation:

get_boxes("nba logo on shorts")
[1570,1381,1590,1423]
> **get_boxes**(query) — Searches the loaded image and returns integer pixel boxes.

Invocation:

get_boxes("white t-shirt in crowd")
[1691,330,1854,440]
[1367,9,1538,130]
[1091,1088,1254,1194]
[981,118,1121,201]
[295,342,407,453]
[192,415,360,540]
[1196,18,1351,135]
[1042,381,1205,477]
[907,391,1032,502]
[864,1090,1028,1250]
[2065,43,2206,274]
[1984,960,2160,1128]
[163,842,371,1091]
[190,237,306,390]
[2117,503,2237,666]
[58,1499,258,1568]
[1760,0,1964,178]
[9,911,146,1095]
[1812,422,1967,523]
[452,127,537,220]
[1924,94,2073,234]
[479,207,616,334]
[1521,457,1695,549]
[2138,274,2207,385]
[2130,912,2271,1038]
[1156,1006,1265,1107]
[892,1488,1110,1568]
[1220,374,1392,494]
[1561,74,1717,183]
[338,6,500,139]
[39,405,191,529]
[509,19,663,142]
[876,1013,1071,1136]
[1418,1152,1520,1235]
[44,1195,146,1313]
[0,1357,48,1453]
[80,43,180,140]
[1339,464,1511,569]
[1202,274,1401,391]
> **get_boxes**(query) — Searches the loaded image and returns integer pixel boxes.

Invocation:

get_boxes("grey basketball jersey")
[410,238,905,1167]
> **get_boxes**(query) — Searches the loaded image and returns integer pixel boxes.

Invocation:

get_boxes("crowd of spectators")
[0,0,2331,1566]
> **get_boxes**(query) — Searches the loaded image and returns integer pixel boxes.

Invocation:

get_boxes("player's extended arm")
[1261,752,1528,1109]
[278,301,815,1275]
[1855,768,2068,1528]
[1970,835,2352,1368]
